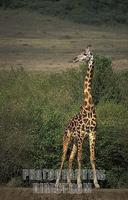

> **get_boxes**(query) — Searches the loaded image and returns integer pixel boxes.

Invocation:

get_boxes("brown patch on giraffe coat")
[86,71,90,77]
[87,112,92,118]
[79,137,83,142]
[89,97,92,104]
[88,88,91,93]
[84,83,88,88]
[78,140,81,144]
[83,113,87,118]
[90,73,93,79]
[76,125,80,130]
[88,83,91,87]
[83,118,88,123]
[86,120,91,126]
[85,91,89,99]
[84,100,88,106]
[82,124,85,131]
[93,114,96,118]
[74,121,78,126]
[77,115,81,121]
[91,123,96,128]
[85,77,88,82]
[86,105,91,111]
[79,120,83,124]
[74,116,78,120]
[93,138,96,143]
[92,118,96,122]
[72,127,75,131]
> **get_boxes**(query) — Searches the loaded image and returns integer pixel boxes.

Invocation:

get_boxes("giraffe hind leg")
[77,140,83,190]
[89,131,100,189]
[67,143,77,190]
[55,131,71,187]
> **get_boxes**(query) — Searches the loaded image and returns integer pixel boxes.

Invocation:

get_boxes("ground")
[0,187,128,200]
[0,9,128,72]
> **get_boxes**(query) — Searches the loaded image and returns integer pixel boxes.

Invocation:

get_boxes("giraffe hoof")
[78,183,82,188]
[55,183,59,188]
[68,184,72,192]
[77,183,82,193]
[95,183,100,189]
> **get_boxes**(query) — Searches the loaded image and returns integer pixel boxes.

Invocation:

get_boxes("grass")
[0,9,128,72]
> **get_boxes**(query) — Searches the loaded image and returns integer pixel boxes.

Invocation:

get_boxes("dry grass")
[0,9,128,72]
[0,187,128,200]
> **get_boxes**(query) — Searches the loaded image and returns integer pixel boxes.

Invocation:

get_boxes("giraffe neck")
[83,55,94,108]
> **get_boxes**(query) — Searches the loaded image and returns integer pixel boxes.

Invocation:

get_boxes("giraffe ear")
[87,45,94,53]
[81,49,85,53]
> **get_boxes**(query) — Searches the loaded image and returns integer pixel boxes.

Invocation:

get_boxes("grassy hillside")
[0,9,128,72]
[0,0,128,24]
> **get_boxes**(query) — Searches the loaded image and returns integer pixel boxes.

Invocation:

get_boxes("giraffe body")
[56,46,100,190]
[64,105,96,143]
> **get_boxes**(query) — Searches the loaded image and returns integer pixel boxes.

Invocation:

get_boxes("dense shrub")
[96,101,128,188]
[0,56,128,187]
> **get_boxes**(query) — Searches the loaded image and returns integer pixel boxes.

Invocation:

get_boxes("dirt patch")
[0,187,128,200]
[0,9,128,72]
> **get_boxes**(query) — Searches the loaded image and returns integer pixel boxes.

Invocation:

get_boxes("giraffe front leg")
[67,143,77,190]
[77,141,83,190]
[55,134,70,188]
[89,131,100,189]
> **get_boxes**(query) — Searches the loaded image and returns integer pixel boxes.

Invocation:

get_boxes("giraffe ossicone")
[56,45,100,190]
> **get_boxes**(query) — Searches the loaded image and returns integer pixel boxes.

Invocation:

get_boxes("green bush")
[96,101,128,188]
[0,56,128,188]
[92,56,120,104]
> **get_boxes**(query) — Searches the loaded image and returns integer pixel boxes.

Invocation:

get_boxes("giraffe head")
[73,45,93,63]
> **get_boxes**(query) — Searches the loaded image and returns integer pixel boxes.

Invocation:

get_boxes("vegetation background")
[0,56,128,188]
[0,0,128,189]
[0,0,128,24]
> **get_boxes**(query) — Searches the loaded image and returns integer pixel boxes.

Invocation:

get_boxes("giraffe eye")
[84,53,87,56]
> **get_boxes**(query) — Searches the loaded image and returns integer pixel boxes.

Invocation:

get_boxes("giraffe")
[55,45,100,190]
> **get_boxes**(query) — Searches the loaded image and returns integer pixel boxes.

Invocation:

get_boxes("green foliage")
[7,176,23,187]
[96,101,128,188]
[116,70,128,106]
[0,56,128,188]
[92,56,120,104]
[0,0,128,24]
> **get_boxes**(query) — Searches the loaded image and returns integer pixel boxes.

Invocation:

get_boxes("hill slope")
[0,0,128,25]
[0,9,128,71]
